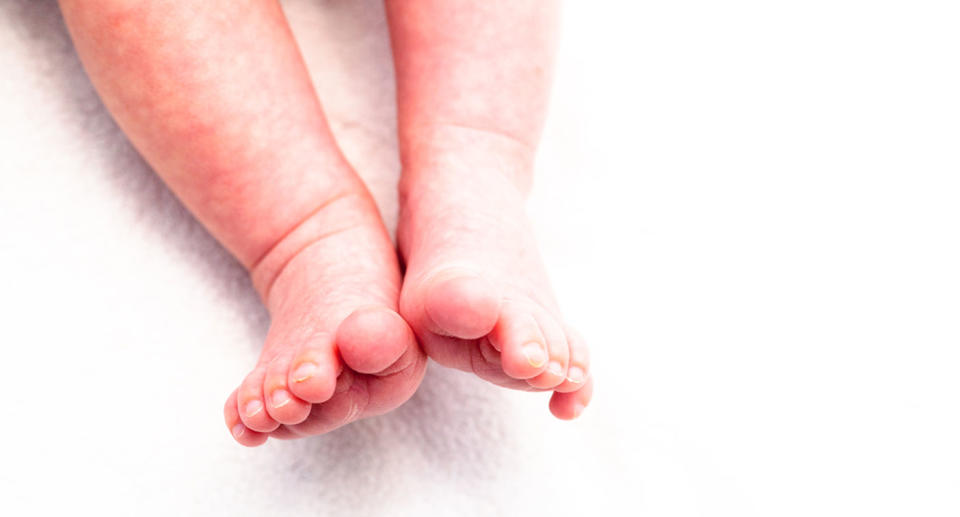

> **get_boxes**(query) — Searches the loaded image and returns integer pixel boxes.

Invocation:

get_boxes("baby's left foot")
[223,188,426,446]
[396,129,593,419]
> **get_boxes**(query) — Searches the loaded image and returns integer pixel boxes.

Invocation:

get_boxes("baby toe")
[237,366,279,433]
[490,303,549,380]
[224,389,268,447]
[287,333,340,404]
[287,369,367,436]
[418,268,501,339]
[263,353,311,425]
[552,324,591,393]
[524,310,570,390]
[549,376,594,420]
[337,307,412,375]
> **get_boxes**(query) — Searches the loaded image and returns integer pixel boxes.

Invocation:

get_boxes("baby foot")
[224,189,426,446]
[396,129,593,419]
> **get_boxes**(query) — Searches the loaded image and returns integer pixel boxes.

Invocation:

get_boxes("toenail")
[547,361,564,376]
[271,389,292,408]
[244,400,263,417]
[566,366,585,384]
[522,343,547,368]
[293,363,317,382]
[231,424,246,439]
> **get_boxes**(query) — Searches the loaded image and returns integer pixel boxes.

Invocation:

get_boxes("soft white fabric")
[2,1,958,516]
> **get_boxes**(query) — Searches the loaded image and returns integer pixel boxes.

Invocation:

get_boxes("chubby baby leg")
[386,0,593,418]
[59,0,426,445]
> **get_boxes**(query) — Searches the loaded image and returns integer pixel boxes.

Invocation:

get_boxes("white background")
[1,0,958,515]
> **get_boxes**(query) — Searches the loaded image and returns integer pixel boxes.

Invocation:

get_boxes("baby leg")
[59,0,426,445]
[386,0,593,418]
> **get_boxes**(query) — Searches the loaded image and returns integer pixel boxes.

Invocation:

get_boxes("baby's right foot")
[397,127,593,419]
[224,186,426,447]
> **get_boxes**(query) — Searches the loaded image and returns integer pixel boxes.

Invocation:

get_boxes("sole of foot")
[397,145,593,419]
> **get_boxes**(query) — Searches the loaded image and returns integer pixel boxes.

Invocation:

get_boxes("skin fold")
[59,0,592,446]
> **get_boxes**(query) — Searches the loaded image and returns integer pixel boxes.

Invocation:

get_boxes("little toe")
[421,269,501,339]
[549,376,594,420]
[263,354,311,425]
[553,325,591,393]
[237,367,279,433]
[287,333,340,404]
[224,390,268,447]
[337,307,413,375]
[490,305,549,380]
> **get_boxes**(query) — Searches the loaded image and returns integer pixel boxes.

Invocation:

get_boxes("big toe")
[337,306,414,375]
[414,269,501,339]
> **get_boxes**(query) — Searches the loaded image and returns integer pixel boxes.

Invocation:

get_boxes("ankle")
[249,187,377,303]
[398,123,537,197]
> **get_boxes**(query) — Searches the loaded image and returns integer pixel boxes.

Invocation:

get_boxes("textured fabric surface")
[4,1,958,516]
[0,2,641,515]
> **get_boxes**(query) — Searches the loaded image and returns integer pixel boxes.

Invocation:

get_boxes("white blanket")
[2,1,957,516]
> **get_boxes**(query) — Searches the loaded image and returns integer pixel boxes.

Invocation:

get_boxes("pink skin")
[60,0,592,450]
[386,0,593,418]
[59,0,426,446]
